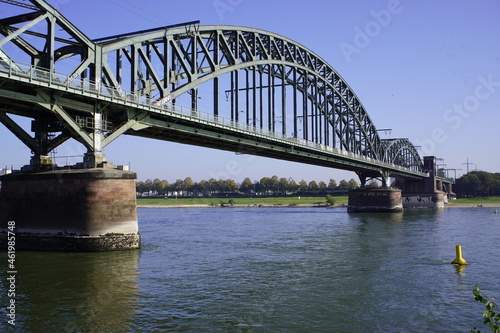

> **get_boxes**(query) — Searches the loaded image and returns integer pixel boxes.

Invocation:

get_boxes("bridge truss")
[0,0,426,182]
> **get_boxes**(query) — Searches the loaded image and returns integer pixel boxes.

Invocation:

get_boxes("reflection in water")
[0,250,139,332]
[454,263,467,275]
[1,207,498,332]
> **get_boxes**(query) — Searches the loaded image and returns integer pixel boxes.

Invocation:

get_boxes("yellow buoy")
[451,245,468,265]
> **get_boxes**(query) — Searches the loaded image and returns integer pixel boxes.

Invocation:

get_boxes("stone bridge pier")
[0,166,140,251]
[395,156,453,208]
[348,156,454,212]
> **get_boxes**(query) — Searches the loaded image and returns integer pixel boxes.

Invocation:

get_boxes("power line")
[105,0,166,27]
[117,0,173,26]
[462,157,474,174]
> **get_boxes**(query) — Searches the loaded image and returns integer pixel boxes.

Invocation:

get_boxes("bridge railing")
[0,59,423,175]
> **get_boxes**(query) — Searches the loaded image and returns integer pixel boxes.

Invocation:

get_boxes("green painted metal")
[0,0,428,180]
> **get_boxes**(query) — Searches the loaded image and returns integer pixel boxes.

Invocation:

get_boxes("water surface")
[1,207,499,332]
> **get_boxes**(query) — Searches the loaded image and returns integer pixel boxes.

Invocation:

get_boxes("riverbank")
[446,202,500,208]
[137,196,348,208]
[138,203,346,209]
[137,196,500,209]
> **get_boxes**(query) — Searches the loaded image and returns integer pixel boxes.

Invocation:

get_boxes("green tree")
[308,180,319,192]
[288,179,299,192]
[239,177,254,194]
[170,179,184,195]
[216,179,227,193]
[225,179,238,193]
[136,181,147,193]
[277,177,290,195]
[207,178,218,194]
[338,179,349,192]
[160,180,169,194]
[477,172,496,196]
[183,177,195,195]
[318,181,327,192]
[270,175,279,194]
[325,194,335,206]
[144,179,153,192]
[348,178,359,190]
[259,177,272,194]
[461,173,482,196]
[328,179,337,190]
[153,178,166,195]
[197,179,208,195]
[298,180,308,193]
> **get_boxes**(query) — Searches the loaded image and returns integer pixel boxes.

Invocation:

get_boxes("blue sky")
[0,0,499,182]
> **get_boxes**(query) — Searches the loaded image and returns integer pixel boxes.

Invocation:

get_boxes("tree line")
[455,171,500,197]
[136,176,365,197]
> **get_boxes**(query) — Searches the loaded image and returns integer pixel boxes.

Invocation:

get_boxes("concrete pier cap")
[0,168,140,251]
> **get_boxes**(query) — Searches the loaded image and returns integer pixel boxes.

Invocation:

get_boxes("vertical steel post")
[302,74,308,140]
[259,69,263,128]
[170,41,176,108]
[116,49,122,89]
[281,64,286,136]
[252,67,257,127]
[324,85,329,146]
[271,68,275,132]
[267,65,272,131]
[293,68,298,138]
[235,70,239,122]
[230,71,234,121]
[246,69,250,125]
[213,33,219,117]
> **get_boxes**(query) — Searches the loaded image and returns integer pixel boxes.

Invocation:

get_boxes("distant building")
[0,169,12,176]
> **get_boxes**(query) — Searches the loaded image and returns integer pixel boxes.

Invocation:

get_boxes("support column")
[348,188,403,213]
[398,156,447,208]
[0,168,140,251]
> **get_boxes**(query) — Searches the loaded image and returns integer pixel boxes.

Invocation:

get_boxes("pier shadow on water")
[0,250,139,332]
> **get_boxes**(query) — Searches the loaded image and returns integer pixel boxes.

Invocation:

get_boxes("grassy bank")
[137,195,500,207]
[451,196,500,204]
[137,195,349,206]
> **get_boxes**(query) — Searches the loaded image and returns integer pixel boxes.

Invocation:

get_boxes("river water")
[1,207,499,332]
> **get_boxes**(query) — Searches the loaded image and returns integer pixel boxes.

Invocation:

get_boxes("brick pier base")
[348,188,403,213]
[0,169,140,251]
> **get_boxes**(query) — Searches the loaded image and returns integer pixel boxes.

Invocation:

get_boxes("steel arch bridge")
[0,0,427,183]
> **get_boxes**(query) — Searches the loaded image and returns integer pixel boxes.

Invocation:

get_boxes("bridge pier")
[347,188,403,213]
[0,168,140,251]
[396,156,452,208]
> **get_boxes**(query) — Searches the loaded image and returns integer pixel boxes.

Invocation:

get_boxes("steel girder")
[0,0,424,174]
[381,138,422,172]
[95,26,385,161]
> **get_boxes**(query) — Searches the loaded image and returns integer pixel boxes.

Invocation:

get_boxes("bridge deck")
[0,61,427,179]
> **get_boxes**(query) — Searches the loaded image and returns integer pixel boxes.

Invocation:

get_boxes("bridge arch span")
[0,0,423,175]
[93,25,385,162]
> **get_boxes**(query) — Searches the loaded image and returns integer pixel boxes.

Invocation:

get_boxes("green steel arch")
[91,24,398,164]
[0,0,424,175]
